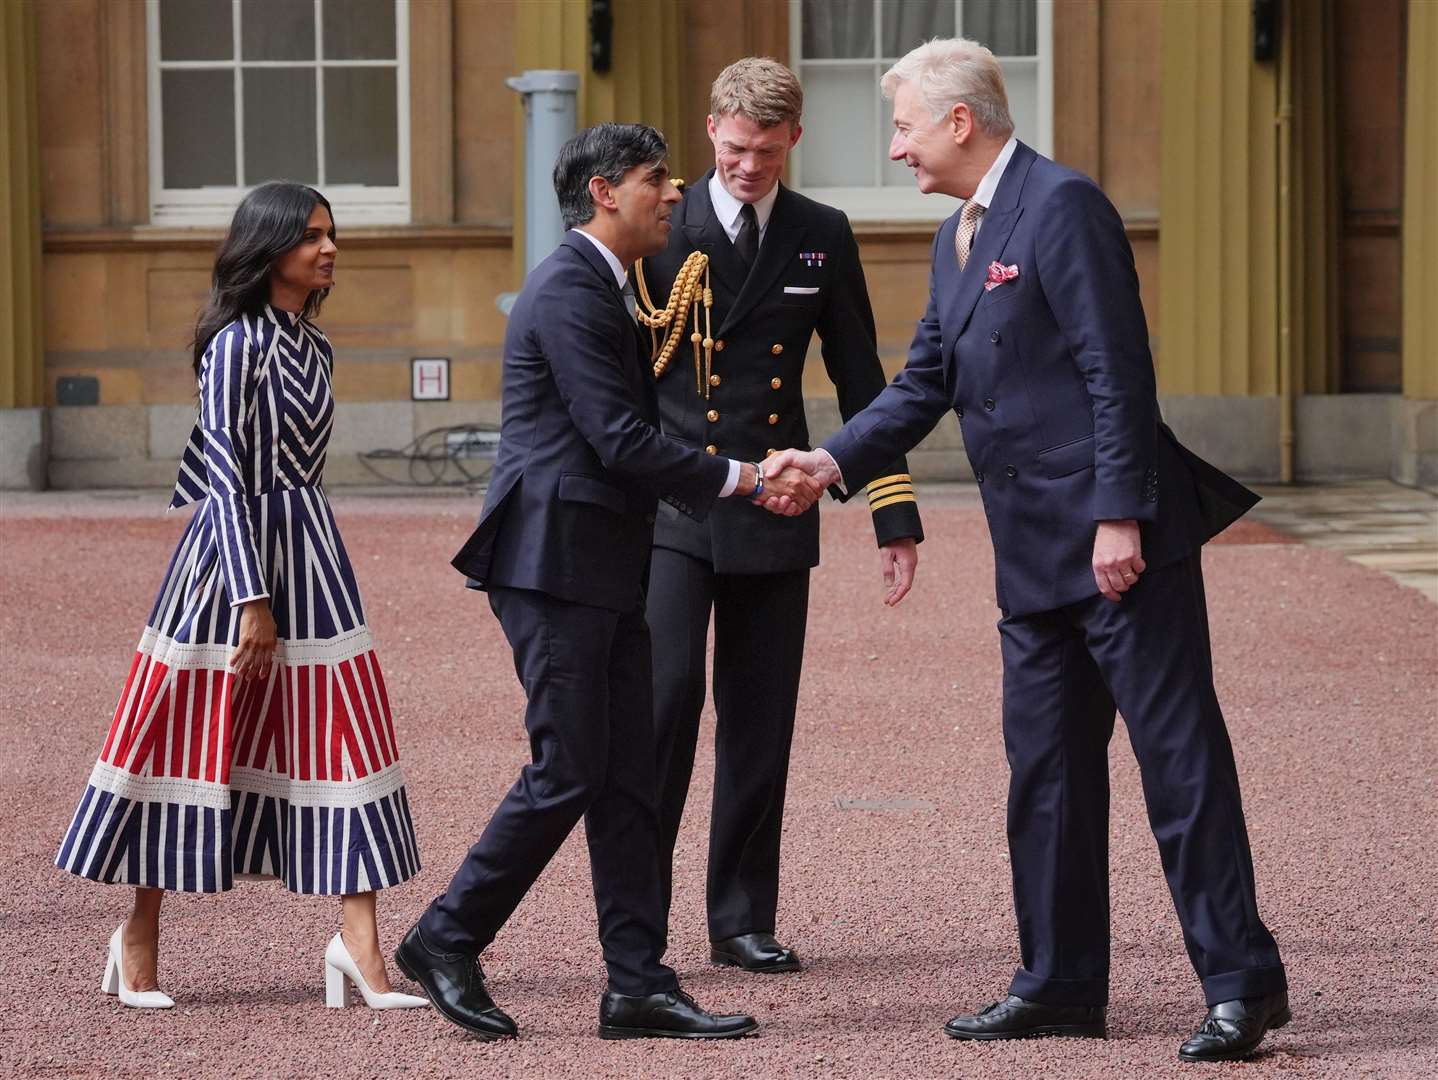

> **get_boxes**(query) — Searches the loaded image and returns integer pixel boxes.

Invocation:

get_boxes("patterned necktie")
[735,202,760,269]
[955,198,986,271]
[621,280,637,319]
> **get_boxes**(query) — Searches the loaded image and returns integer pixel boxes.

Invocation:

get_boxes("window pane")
[1004,62,1038,143]
[159,0,232,61]
[882,0,954,58]
[241,0,316,61]
[244,68,317,184]
[162,70,236,188]
[802,0,874,59]
[324,68,398,185]
[798,67,877,186]
[322,0,396,59]
[963,0,1037,56]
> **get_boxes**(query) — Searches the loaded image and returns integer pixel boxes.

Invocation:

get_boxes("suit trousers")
[646,547,810,941]
[419,586,677,996]
[999,553,1287,1008]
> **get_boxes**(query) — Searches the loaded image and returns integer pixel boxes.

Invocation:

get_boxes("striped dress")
[56,306,419,895]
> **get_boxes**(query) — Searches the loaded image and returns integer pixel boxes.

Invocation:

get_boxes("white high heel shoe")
[324,933,428,1009]
[102,925,175,1009]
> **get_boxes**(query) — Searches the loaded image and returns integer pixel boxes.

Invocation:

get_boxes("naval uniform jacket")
[823,142,1258,616]
[632,171,922,575]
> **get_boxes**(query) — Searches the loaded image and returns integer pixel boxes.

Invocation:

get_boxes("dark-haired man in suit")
[397,122,820,1042]
[634,57,923,976]
[771,38,1289,1063]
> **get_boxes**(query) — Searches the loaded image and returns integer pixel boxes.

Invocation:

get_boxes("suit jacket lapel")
[564,232,650,403]
[944,142,1036,342]
[680,170,748,297]
[719,184,805,338]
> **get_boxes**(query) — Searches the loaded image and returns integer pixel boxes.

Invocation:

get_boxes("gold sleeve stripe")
[869,492,918,512]
[867,475,913,494]
[867,479,914,501]
[865,473,913,491]
[867,484,914,505]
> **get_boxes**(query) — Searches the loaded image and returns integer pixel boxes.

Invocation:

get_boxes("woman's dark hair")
[191,181,334,373]
[553,123,668,229]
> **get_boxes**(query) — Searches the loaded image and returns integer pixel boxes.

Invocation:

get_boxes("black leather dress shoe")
[1178,992,1291,1062]
[710,932,801,973]
[943,995,1106,1040]
[394,925,517,1040]
[598,987,758,1040]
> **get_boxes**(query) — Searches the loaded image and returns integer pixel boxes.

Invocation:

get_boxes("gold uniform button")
[770,377,782,390]
[768,413,779,425]
[709,374,722,387]
[766,448,777,457]
[707,409,720,422]
[705,444,718,455]
[770,344,784,356]
[714,339,725,351]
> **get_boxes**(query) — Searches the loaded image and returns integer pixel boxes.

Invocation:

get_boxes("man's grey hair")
[880,38,1014,137]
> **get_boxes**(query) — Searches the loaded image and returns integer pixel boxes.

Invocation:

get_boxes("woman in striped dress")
[56,182,425,1012]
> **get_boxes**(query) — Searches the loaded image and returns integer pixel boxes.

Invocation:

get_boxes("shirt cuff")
[816,448,847,494]
[718,458,742,498]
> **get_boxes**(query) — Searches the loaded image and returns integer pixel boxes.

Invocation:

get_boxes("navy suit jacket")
[452,232,731,613]
[824,142,1258,616]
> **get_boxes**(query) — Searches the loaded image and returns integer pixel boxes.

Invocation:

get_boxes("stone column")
[1,0,47,489]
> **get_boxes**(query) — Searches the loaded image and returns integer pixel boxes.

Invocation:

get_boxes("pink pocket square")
[984,261,1019,292]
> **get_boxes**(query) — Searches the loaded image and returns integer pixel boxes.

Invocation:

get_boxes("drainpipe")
[497,69,580,315]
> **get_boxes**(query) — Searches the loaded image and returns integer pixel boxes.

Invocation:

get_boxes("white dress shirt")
[968,136,1019,236]
[708,173,780,247]
[573,228,741,497]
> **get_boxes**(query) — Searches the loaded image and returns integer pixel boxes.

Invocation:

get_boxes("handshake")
[743,449,844,517]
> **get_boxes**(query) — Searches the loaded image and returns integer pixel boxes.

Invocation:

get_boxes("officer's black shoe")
[1178,992,1291,1062]
[943,995,1106,1040]
[598,987,757,1040]
[710,932,802,973]
[394,924,517,1040]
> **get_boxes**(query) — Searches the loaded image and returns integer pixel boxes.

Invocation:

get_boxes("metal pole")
[505,69,580,276]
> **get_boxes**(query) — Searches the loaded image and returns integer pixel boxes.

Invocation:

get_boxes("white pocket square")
[783,286,820,295]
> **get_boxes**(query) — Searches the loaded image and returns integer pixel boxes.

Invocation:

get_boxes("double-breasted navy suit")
[633,173,922,943]
[825,142,1287,1007]
[421,232,730,995]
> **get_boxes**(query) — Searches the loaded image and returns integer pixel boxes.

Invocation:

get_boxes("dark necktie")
[734,202,759,269]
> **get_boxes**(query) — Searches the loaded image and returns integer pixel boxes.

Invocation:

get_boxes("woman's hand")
[231,600,277,681]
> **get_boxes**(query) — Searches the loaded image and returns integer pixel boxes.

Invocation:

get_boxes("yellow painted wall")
[1158,0,1279,396]
[1404,0,1438,400]
[2,0,44,409]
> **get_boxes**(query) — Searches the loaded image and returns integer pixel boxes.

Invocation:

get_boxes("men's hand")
[756,466,823,516]
[764,448,841,489]
[759,448,843,514]
[879,538,918,606]
[1092,519,1146,602]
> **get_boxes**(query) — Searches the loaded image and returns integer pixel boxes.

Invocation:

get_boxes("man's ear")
[949,102,972,146]
[588,174,619,212]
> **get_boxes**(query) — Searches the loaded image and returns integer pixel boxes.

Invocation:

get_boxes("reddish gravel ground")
[2,487,1434,1080]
